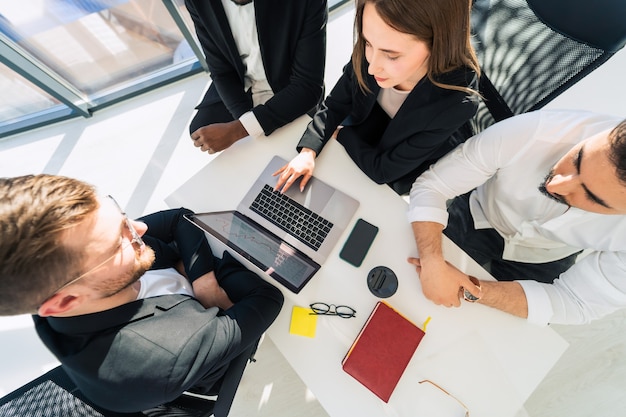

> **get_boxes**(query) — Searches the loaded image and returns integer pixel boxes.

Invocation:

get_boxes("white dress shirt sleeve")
[518,250,626,325]
[406,113,540,225]
[239,110,265,138]
[515,280,554,326]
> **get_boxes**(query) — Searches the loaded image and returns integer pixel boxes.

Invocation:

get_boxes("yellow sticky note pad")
[289,306,318,338]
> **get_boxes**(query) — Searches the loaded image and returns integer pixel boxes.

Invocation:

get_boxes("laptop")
[185,155,359,293]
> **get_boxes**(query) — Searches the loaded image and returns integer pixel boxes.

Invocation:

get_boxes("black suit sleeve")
[138,208,215,283]
[296,61,356,155]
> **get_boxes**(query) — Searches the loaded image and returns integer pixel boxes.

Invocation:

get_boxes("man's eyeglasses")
[309,302,356,318]
[53,195,144,293]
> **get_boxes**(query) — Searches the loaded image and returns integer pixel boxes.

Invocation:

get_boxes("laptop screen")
[185,211,320,293]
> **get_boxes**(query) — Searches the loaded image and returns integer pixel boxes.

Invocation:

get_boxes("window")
[0,0,201,137]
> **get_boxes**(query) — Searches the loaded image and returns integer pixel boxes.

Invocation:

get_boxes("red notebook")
[342,301,425,402]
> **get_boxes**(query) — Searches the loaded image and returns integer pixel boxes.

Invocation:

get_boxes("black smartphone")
[339,219,379,267]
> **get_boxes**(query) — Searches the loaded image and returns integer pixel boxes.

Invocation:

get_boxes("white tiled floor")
[2,3,626,416]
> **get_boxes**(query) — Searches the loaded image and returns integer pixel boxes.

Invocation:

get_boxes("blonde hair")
[0,175,98,315]
[352,0,480,94]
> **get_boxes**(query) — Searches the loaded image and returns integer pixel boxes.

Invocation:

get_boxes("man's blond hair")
[0,175,98,315]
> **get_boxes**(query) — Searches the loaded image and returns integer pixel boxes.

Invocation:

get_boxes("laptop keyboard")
[250,184,334,250]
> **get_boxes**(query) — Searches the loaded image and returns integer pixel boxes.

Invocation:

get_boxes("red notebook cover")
[341,301,425,402]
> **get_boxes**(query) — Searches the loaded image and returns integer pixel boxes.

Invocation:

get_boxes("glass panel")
[171,0,201,63]
[329,0,349,10]
[0,61,64,124]
[0,0,195,96]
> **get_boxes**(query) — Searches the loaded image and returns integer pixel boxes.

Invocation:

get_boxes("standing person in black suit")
[275,0,480,195]
[186,0,327,154]
[0,174,283,413]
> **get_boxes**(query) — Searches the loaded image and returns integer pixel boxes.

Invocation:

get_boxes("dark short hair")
[0,175,98,315]
[608,119,626,185]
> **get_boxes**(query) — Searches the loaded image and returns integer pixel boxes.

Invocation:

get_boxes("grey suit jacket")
[34,295,239,412]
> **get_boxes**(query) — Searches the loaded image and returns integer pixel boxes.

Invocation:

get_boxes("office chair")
[469,0,626,134]
[0,340,258,417]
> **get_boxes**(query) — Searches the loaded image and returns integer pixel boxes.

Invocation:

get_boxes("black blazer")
[185,0,327,135]
[33,209,283,413]
[298,61,478,194]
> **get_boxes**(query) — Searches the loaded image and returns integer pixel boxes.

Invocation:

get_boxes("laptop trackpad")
[283,177,333,213]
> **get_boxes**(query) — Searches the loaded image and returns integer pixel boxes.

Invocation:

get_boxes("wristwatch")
[463,276,481,302]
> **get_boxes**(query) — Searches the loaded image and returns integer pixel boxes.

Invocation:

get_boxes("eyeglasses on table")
[309,302,356,318]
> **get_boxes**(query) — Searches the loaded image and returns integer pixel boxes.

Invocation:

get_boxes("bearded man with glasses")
[0,174,283,413]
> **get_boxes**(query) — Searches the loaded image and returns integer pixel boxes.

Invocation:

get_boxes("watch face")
[463,288,479,302]
[463,276,481,302]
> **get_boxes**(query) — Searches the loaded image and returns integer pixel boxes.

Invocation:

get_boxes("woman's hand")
[273,148,317,193]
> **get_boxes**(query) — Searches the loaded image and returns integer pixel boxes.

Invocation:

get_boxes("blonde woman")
[275,0,480,195]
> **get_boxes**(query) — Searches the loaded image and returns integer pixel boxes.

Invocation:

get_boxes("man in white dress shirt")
[407,110,626,325]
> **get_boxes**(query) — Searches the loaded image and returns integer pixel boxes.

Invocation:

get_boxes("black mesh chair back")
[0,366,147,417]
[0,338,259,417]
[470,0,626,134]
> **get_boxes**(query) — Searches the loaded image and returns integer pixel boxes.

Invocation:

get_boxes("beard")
[94,245,156,298]
[538,170,568,206]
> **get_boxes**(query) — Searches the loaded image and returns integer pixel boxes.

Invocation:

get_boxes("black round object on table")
[366,266,398,298]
